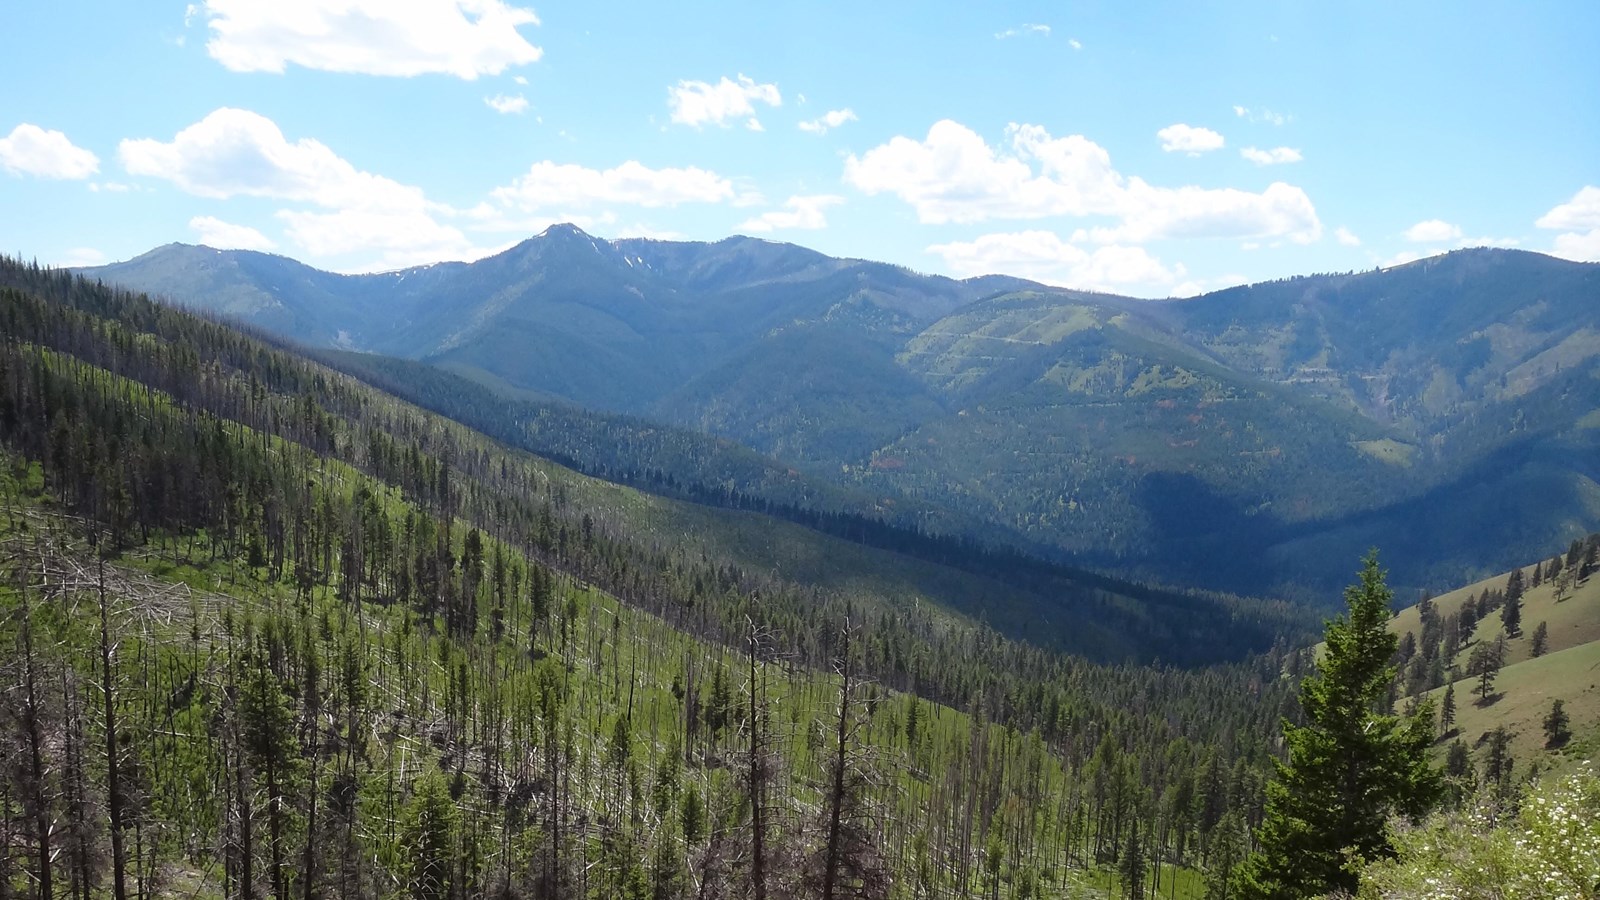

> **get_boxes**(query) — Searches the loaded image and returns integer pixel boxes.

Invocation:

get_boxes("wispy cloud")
[485,93,529,114]
[799,108,858,135]
[995,23,1050,39]
[1232,105,1290,126]
[1240,146,1301,165]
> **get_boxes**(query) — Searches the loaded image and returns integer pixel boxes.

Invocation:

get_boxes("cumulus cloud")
[201,0,542,79]
[927,230,1182,293]
[844,120,1321,244]
[1335,226,1361,247]
[0,123,100,179]
[485,93,529,114]
[798,108,857,135]
[1403,219,1462,242]
[738,195,843,232]
[190,215,276,250]
[1068,38,1083,50]
[120,108,483,269]
[1536,186,1600,261]
[667,74,781,128]
[1157,124,1224,155]
[1240,146,1302,165]
[995,23,1050,39]
[120,108,425,209]
[491,159,738,210]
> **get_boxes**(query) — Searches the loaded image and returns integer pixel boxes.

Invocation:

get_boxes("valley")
[82,234,1600,600]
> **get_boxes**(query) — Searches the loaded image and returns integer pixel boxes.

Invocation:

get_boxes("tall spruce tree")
[1233,552,1441,899]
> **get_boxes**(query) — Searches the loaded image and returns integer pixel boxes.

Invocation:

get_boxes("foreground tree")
[1233,552,1441,899]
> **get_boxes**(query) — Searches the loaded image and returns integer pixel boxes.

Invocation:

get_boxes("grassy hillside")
[1380,544,1600,767]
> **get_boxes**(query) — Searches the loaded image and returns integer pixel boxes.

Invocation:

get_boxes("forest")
[0,258,1589,898]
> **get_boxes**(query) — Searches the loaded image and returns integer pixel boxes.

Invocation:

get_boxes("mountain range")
[80,228,1600,599]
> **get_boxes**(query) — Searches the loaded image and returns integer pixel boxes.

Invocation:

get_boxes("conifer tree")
[1439,682,1456,736]
[1543,700,1570,749]
[1233,552,1441,899]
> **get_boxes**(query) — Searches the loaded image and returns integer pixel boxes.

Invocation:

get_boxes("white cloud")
[491,159,738,210]
[1068,38,1083,50]
[845,120,1321,244]
[1535,186,1600,261]
[1240,146,1302,165]
[485,93,529,114]
[0,123,100,179]
[120,108,484,269]
[744,118,764,132]
[738,194,843,232]
[120,108,426,210]
[1335,226,1361,247]
[995,23,1050,39]
[1403,219,1462,242]
[57,247,107,268]
[202,0,542,79]
[1232,106,1289,125]
[190,215,276,250]
[1157,124,1225,155]
[1550,230,1600,262]
[798,108,858,135]
[1536,186,1600,231]
[513,74,528,85]
[88,181,136,193]
[667,74,781,128]
[927,230,1182,293]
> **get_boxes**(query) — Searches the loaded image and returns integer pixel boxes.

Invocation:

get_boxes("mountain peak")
[536,222,593,240]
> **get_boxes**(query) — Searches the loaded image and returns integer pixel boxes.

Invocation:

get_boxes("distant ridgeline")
[79,235,1600,600]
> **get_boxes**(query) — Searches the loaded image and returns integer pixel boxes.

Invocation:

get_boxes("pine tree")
[1531,621,1549,658]
[1500,588,1522,638]
[1468,640,1503,703]
[1233,552,1441,899]
[1543,700,1571,749]
[1439,682,1456,736]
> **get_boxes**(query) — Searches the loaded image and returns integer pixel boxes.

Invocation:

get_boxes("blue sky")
[2,1,1596,296]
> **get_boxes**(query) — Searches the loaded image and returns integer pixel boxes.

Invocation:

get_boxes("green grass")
[1425,640,1600,765]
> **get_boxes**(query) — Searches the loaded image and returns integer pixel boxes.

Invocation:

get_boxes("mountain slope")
[80,237,1600,598]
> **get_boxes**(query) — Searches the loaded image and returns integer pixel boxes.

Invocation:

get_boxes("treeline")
[0,258,1299,898]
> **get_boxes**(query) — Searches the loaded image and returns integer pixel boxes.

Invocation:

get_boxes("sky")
[1,1,1597,298]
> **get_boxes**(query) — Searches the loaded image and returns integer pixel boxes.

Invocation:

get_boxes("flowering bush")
[1359,764,1600,899]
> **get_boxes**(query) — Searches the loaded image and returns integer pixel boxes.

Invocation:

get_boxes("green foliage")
[1357,764,1600,899]
[401,775,459,900]
[1235,553,1442,898]
[0,257,1290,899]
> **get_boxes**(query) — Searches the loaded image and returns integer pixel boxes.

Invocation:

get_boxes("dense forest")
[0,259,1588,898]
[0,259,1300,898]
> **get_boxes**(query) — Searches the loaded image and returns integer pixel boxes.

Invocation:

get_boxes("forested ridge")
[83,240,1600,598]
[1,258,1302,899]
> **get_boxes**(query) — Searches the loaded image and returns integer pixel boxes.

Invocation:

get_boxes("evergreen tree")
[1530,621,1549,657]
[1500,588,1522,638]
[1543,700,1570,749]
[1439,682,1456,736]
[1467,640,1503,703]
[1233,553,1441,899]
